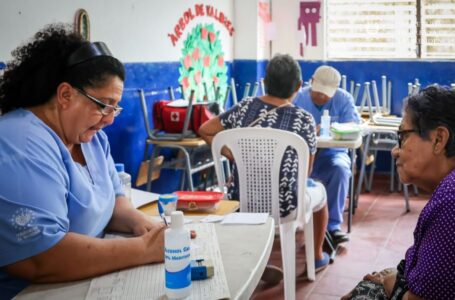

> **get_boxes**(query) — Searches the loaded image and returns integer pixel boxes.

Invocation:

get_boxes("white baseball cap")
[311,66,341,98]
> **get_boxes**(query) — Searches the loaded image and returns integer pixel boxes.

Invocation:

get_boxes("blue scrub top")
[294,87,360,156]
[0,109,123,298]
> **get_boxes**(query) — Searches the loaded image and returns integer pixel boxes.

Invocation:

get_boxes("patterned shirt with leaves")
[219,97,317,218]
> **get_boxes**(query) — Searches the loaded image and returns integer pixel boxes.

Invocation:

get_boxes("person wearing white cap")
[199,54,332,282]
[294,65,360,245]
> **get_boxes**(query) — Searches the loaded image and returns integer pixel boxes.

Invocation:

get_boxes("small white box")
[330,123,361,141]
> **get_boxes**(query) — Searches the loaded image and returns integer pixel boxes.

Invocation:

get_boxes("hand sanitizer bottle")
[320,109,331,138]
[165,211,191,299]
[115,163,131,201]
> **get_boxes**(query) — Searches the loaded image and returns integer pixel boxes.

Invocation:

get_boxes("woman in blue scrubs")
[0,24,165,299]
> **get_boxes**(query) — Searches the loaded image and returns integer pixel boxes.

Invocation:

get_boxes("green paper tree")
[178,23,228,103]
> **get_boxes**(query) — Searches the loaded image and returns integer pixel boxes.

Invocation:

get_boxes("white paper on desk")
[221,212,269,225]
[131,189,159,209]
[86,223,230,300]
[200,215,225,223]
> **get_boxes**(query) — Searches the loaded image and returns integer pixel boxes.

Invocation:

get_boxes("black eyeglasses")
[74,87,123,117]
[397,129,416,148]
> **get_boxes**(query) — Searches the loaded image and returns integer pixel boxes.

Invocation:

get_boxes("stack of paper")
[220,213,269,225]
[372,114,402,127]
[131,189,159,209]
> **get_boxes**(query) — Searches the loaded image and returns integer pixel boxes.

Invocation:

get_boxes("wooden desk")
[316,135,362,233]
[148,137,207,147]
[140,200,239,216]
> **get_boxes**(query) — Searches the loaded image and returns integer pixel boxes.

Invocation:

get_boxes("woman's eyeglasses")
[397,129,416,148]
[74,87,123,117]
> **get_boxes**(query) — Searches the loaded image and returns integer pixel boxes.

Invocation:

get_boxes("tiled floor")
[251,177,429,299]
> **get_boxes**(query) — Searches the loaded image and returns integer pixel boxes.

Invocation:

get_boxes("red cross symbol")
[171,111,180,122]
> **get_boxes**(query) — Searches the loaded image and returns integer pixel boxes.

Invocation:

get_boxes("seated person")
[199,54,330,276]
[342,85,455,300]
[294,65,361,244]
[0,24,166,299]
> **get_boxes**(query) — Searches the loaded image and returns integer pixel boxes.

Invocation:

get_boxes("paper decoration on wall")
[178,23,228,103]
[298,1,321,56]
[258,2,271,23]
[168,4,235,47]
[258,1,275,42]
[74,9,90,41]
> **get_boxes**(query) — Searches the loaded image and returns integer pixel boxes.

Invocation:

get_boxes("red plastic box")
[175,191,224,212]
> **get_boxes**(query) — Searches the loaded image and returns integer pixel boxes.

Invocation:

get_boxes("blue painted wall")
[298,60,455,116]
[232,59,455,116]
[104,62,181,193]
[296,60,455,174]
[104,61,232,193]
[231,59,268,100]
[106,59,455,191]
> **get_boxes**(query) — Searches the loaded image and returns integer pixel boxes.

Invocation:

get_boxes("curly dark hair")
[404,84,455,157]
[264,54,302,99]
[0,23,125,113]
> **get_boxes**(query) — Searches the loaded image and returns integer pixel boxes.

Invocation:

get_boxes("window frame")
[324,0,455,61]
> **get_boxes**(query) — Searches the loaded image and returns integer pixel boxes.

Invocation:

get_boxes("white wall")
[233,0,271,60]
[233,0,258,59]
[0,0,234,63]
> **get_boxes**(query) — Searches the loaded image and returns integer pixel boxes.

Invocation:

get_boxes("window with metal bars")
[326,0,455,59]
[421,0,455,58]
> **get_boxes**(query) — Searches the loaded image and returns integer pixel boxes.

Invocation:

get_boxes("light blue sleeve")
[293,88,311,110]
[293,92,305,108]
[0,197,68,266]
[0,136,69,266]
[336,90,361,124]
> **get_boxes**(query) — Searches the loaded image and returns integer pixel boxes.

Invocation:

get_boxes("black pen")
[157,200,168,226]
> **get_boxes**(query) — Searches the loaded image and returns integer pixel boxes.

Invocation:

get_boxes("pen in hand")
[157,201,168,226]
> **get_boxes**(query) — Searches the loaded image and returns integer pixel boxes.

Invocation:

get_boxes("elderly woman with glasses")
[342,85,455,300]
[0,24,165,299]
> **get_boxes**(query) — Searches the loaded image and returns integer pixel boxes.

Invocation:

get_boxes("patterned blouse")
[219,97,317,218]
[404,168,455,299]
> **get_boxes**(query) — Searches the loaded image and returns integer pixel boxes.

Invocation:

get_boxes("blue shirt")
[0,109,123,298]
[294,87,360,156]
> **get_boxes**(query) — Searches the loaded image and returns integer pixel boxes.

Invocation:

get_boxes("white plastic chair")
[211,127,316,300]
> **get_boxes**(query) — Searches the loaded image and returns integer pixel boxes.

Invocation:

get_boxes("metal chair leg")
[366,150,377,192]
[390,157,395,192]
[355,133,371,207]
[182,148,194,191]
[413,184,419,196]
[146,146,160,192]
[403,184,410,213]
[325,231,337,263]
[179,170,186,190]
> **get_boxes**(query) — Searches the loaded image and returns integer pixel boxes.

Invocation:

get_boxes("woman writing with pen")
[0,24,167,299]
